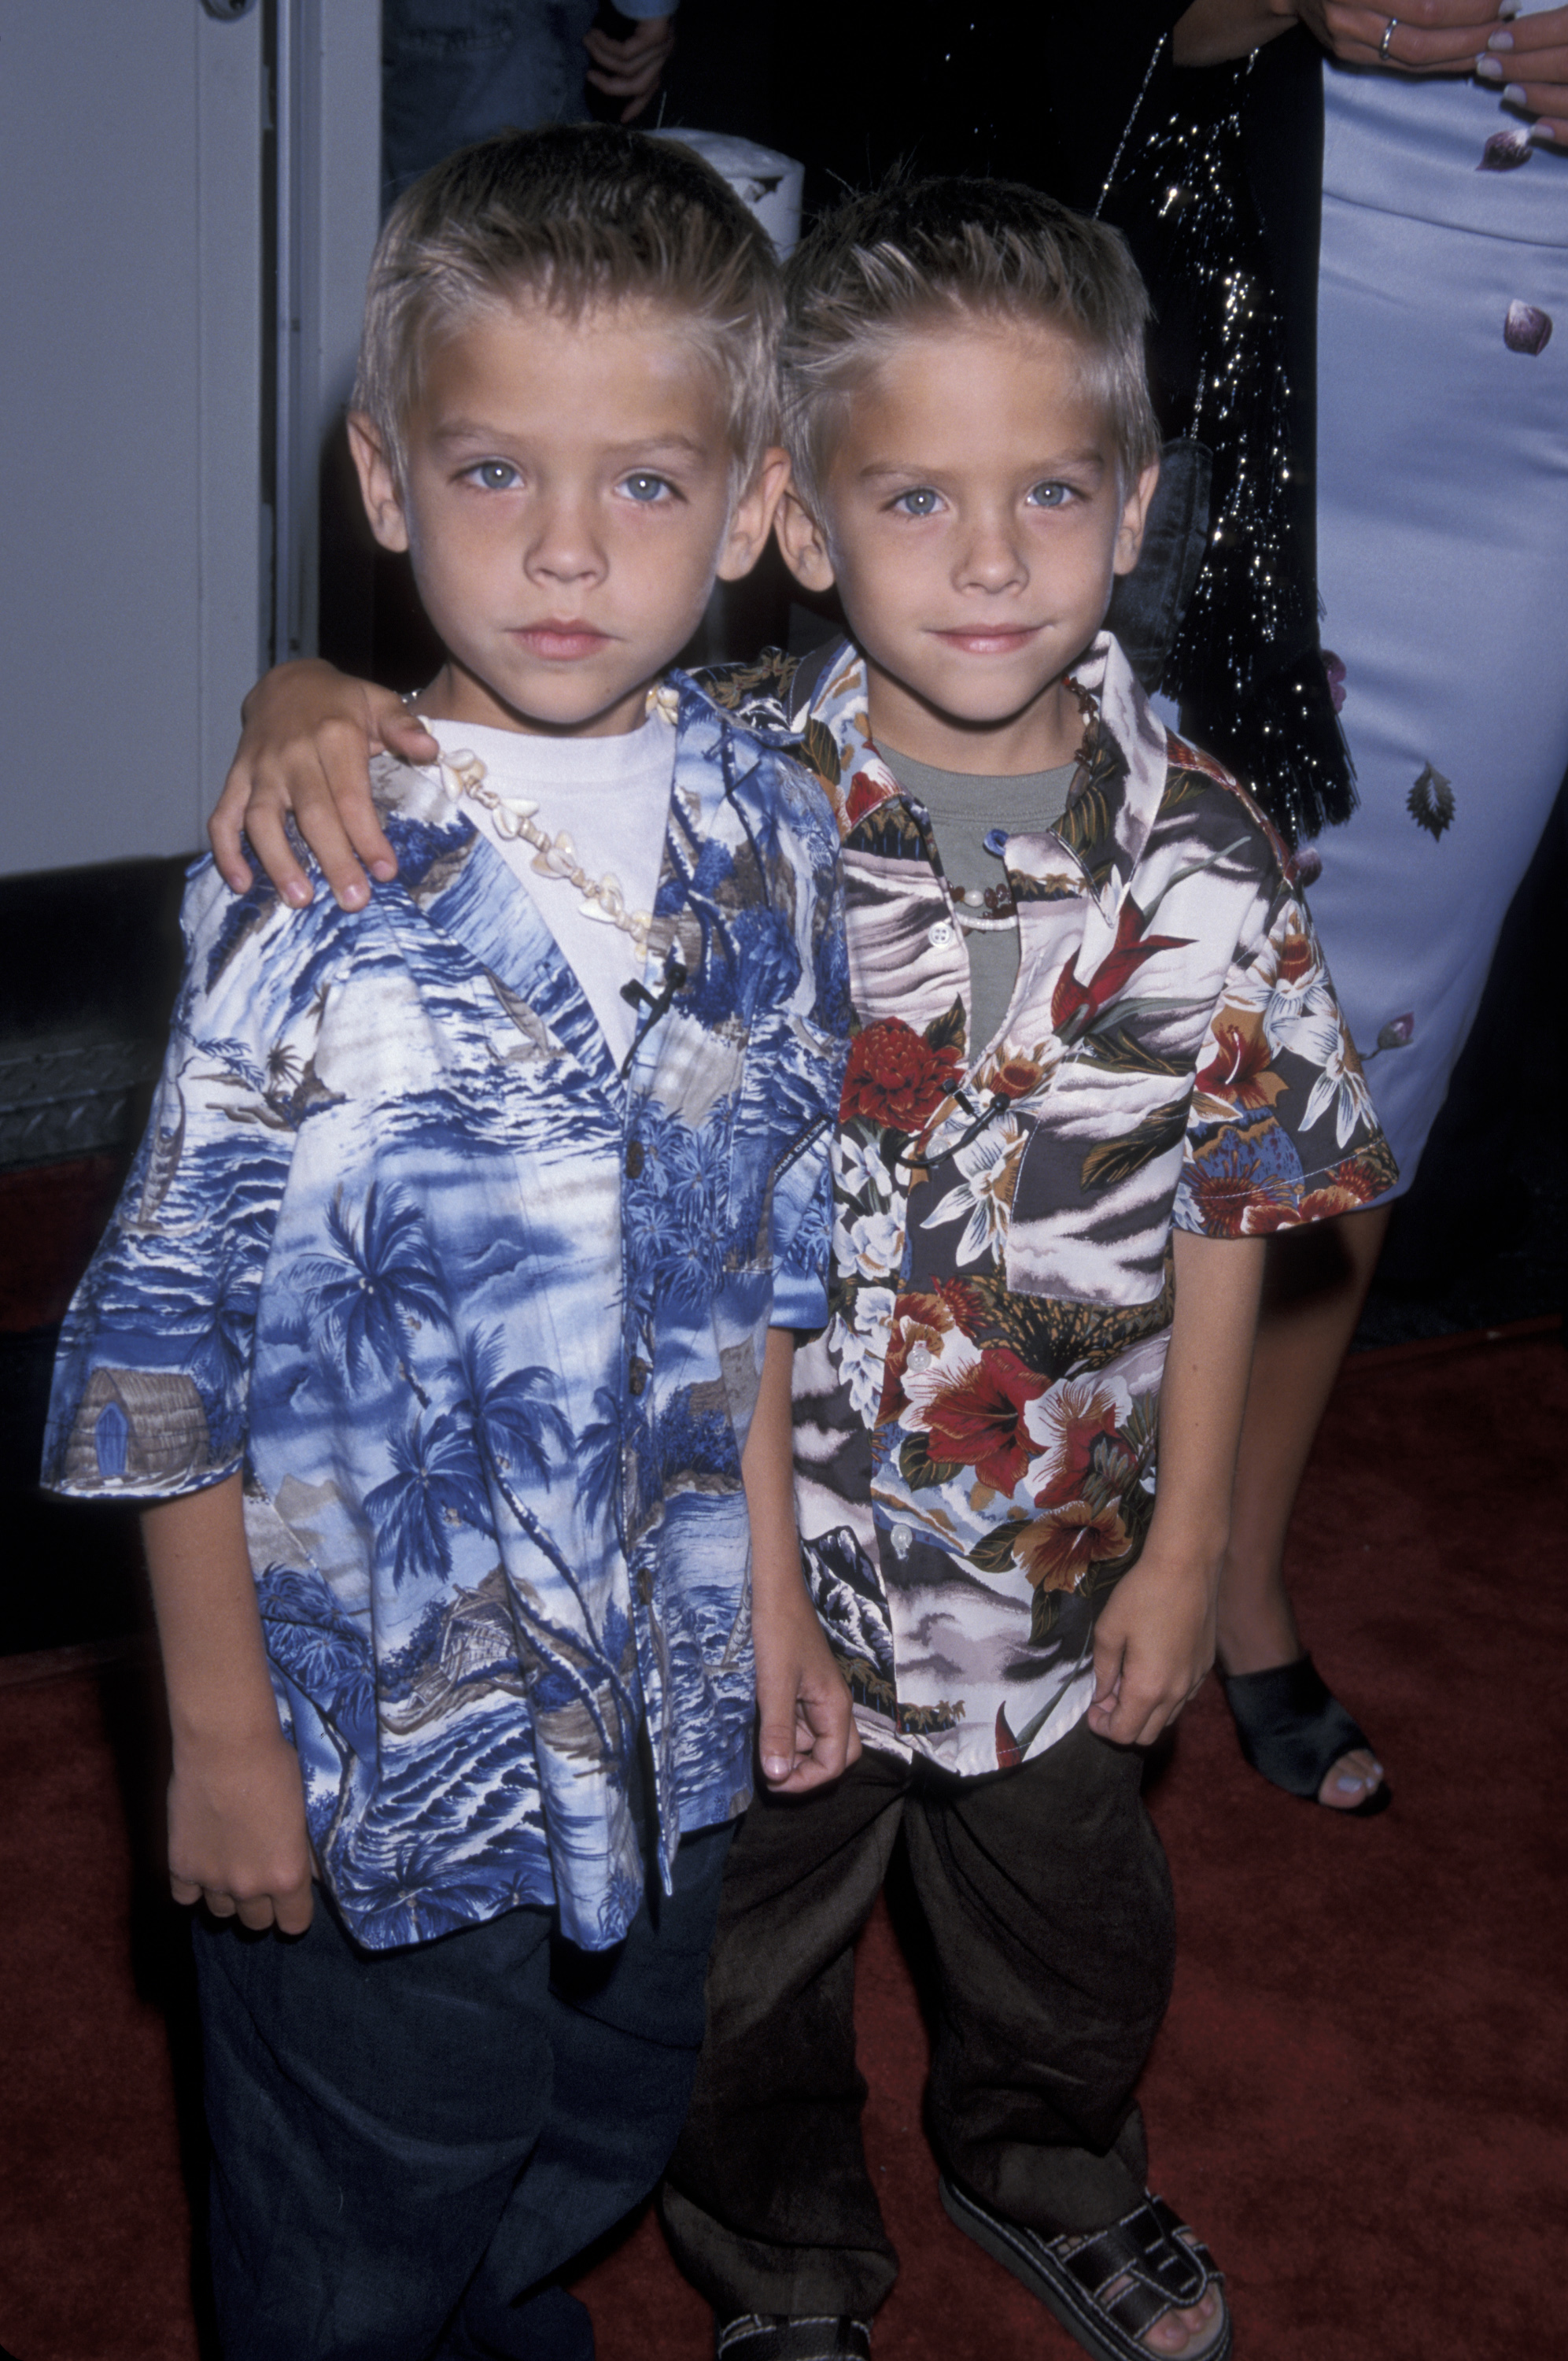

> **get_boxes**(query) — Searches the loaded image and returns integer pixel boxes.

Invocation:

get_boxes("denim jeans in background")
[382,1,620,208]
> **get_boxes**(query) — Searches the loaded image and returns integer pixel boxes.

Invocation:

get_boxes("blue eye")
[469,460,519,491]
[893,487,941,517]
[622,471,673,504]
[1028,481,1072,508]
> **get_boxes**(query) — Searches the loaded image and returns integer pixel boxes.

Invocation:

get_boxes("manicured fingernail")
[1487,28,1515,49]
[762,1754,790,1779]
[1475,53,1505,80]
[1503,83,1528,105]
[1529,121,1565,143]
[1499,1,1522,17]
[284,879,310,906]
[371,859,397,881]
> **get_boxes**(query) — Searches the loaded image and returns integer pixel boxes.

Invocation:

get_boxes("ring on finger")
[1379,15,1399,61]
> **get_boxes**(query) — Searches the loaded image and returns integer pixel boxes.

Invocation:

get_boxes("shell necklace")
[435,745,654,960]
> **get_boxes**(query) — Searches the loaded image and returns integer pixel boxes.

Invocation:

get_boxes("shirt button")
[890,1522,913,1560]
[928,920,956,950]
[625,1139,644,1178]
[628,1356,649,1396]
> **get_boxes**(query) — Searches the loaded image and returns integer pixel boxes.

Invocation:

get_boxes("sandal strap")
[716,2316,872,2361]
[1059,2194,1219,2339]
[1223,1651,1371,1798]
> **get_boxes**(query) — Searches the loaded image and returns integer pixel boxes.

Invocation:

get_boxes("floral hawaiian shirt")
[43,675,850,1949]
[708,633,1395,1775]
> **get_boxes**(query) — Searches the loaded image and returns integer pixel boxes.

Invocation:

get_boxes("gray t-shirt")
[878,745,1076,1051]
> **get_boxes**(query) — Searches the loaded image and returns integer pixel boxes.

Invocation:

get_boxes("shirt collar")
[790,631,1169,900]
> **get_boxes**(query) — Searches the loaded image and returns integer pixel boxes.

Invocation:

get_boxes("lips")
[511,622,611,660]
[930,626,1042,656]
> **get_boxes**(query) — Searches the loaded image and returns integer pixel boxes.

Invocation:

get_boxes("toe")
[1317,1744,1384,1809]
[1140,2284,1224,2355]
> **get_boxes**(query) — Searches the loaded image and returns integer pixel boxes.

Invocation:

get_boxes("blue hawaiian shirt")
[43,674,850,1952]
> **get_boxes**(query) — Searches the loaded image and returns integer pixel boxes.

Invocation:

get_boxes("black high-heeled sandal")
[1220,1653,1392,1816]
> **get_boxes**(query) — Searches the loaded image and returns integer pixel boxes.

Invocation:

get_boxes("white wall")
[0,0,379,878]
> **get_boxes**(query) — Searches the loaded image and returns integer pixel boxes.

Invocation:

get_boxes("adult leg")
[909,1724,1226,2359]
[661,1748,913,2326]
[1217,1202,1391,1809]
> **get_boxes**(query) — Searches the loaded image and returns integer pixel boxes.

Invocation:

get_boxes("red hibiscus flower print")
[844,767,898,831]
[1195,1022,1289,1111]
[841,1020,963,1134]
[922,1347,1049,1495]
[878,1291,958,1422]
[1016,1498,1131,1594]
[931,1277,988,1336]
[1050,895,1193,1040]
[1030,1379,1134,1512]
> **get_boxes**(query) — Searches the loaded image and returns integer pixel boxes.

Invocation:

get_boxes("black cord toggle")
[619,956,688,1076]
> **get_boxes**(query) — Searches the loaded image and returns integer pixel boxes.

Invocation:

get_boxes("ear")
[773,483,837,593]
[347,412,411,555]
[1112,455,1162,578]
[714,446,793,582]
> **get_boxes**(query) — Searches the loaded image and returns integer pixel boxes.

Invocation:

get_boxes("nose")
[954,504,1026,596]
[524,482,607,591]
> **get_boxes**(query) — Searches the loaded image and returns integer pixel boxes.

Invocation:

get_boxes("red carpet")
[3,1329,1565,2361]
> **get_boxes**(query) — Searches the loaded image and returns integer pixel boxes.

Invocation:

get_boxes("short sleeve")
[1174,874,1398,1240]
[42,864,328,1500]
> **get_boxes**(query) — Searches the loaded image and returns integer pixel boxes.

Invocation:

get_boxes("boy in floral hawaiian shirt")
[205,177,1393,2361]
[42,128,854,2361]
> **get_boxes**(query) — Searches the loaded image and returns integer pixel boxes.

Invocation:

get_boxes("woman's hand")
[583,13,676,124]
[1174,0,1506,72]
[1473,5,1568,143]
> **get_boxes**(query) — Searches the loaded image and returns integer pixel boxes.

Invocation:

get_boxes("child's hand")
[167,1727,316,1934]
[209,660,436,913]
[1087,1538,1220,1750]
[754,1572,862,1794]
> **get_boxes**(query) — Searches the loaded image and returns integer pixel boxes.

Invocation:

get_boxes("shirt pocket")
[1004,1055,1194,1310]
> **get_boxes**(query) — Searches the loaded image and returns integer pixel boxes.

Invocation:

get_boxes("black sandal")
[939,2177,1230,2361]
[1221,1652,1391,1816]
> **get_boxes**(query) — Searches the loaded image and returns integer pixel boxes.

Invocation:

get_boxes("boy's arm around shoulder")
[209,658,437,913]
[743,1329,860,1793]
[143,1474,314,1932]
[1087,1228,1265,1749]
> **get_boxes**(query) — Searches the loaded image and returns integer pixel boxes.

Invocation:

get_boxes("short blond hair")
[355,124,783,490]
[782,176,1160,514]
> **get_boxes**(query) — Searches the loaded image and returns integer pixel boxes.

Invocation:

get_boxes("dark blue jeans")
[382,1,599,208]
[195,1816,732,2361]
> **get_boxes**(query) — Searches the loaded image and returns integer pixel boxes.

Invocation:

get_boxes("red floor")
[3,1329,1566,2360]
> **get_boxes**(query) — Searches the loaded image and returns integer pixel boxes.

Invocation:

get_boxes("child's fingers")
[315,721,400,887]
[755,1665,804,1786]
[381,706,439,774]
[238,798,321,910]
[209,765,258,895]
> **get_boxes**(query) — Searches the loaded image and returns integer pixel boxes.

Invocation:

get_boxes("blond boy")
[44,127,854,2361]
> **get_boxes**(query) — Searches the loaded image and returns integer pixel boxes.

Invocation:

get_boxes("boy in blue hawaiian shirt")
[205,179,1394,2361]
[43,126,853,2361]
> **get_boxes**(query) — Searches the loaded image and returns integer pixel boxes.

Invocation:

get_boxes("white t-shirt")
[426,710,676,1065]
